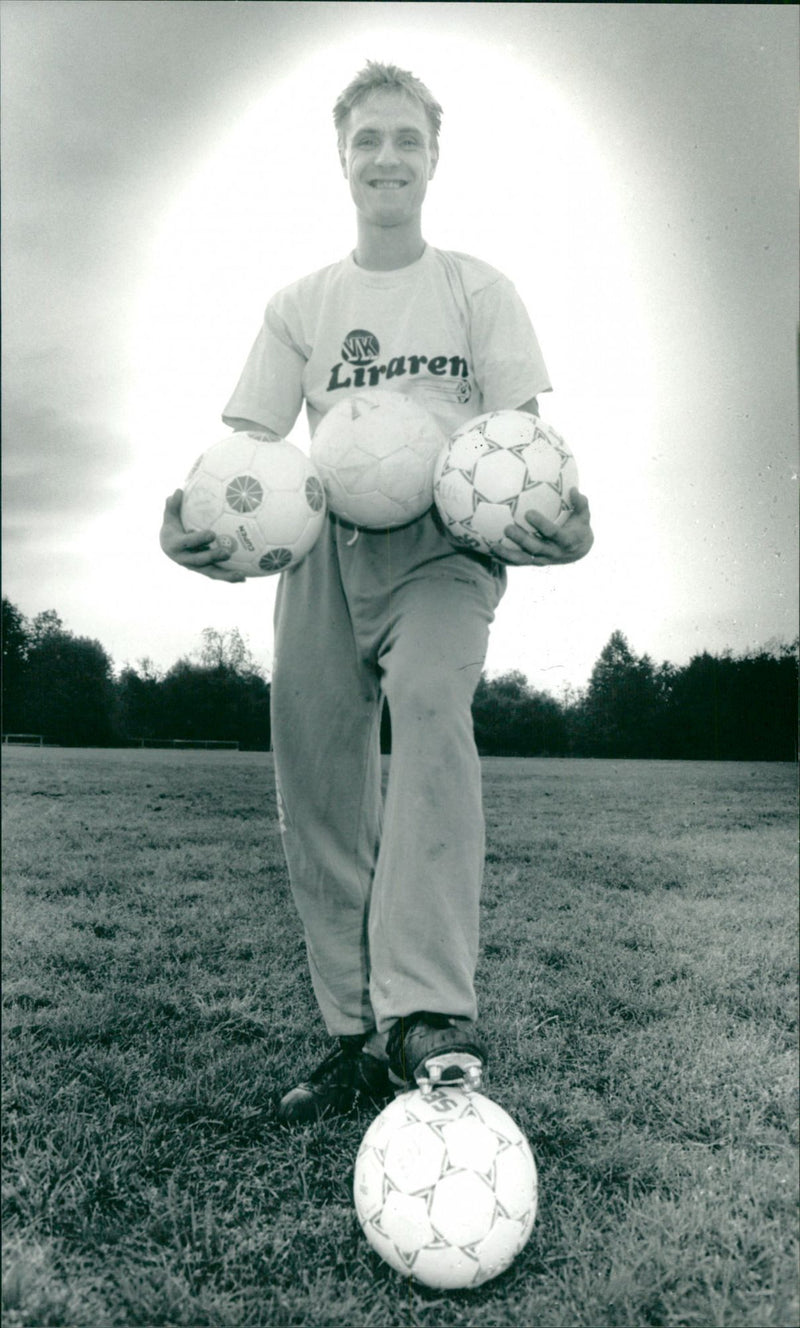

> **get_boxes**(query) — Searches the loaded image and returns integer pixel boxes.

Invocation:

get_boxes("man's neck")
[353,218,426,272]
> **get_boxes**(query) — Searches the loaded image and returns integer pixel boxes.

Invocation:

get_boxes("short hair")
[333,61,443,158]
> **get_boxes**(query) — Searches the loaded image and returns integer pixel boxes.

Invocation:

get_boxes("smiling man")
[339,81,436,269]
[160,62,593,1123]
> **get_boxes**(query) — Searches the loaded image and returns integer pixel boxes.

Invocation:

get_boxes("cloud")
[2,395,130,534]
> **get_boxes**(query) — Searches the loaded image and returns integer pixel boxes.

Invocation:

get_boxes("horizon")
[4,590,796,696]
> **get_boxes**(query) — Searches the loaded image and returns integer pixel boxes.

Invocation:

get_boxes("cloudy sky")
[2,1,797,691]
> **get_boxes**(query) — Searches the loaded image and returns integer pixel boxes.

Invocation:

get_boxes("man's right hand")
[159,490,246,583]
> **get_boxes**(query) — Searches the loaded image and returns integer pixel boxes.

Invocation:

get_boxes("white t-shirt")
[223,246,551,441]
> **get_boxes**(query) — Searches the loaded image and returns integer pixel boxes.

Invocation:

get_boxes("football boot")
[277,1034,392,1124]
[387,1012,487,1096]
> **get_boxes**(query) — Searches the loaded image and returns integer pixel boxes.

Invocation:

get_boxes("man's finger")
[504,524,547,557]
[569,488,591,517]
[522,508,558,538]
[198,565,246,583]
[180,543,232,566]
[181,529,219,552]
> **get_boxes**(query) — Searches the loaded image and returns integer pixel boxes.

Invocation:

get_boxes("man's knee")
[383,662,479,727]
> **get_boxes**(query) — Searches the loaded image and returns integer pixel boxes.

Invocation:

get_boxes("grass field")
[2,746,798,1328]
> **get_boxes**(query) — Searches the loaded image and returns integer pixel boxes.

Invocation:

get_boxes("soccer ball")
[354,1087,537,1289]
[434,410,579,560]
[310,389,446,529]
[180,432,326,576]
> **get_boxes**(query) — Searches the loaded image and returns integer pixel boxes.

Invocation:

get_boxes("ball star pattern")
[434,410,579,560]
[354,1087,537,1290]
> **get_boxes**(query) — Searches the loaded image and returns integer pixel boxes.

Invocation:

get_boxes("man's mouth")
[369,180,407,189]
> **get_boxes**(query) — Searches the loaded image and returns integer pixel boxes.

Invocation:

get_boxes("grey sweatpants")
[271,510,505,1036]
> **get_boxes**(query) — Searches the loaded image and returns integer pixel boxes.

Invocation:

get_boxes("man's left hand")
[503,488,594,566]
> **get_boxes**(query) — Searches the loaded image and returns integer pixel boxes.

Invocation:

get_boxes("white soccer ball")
[434,410,579,560]
[310,390,447,529]
[180,433,326,576]
[354,1087,537,1290]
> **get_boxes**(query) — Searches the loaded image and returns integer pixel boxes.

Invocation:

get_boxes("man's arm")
[504,398,594,567]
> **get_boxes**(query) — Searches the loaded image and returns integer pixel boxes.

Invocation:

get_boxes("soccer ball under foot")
[354,1087,537,1289]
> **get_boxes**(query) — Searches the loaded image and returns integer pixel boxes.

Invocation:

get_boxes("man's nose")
[374,138,401,166]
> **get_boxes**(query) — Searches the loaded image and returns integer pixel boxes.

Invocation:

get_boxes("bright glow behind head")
[129,30,653,463]
[123,29,656,682]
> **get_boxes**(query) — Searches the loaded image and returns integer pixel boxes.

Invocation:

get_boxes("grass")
[2,747,798,1327]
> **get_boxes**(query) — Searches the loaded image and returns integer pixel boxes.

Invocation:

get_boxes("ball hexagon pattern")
[353,1087,537,1290]
[180,433,326,577]
[434,410,579,560]
[310,389,447,529]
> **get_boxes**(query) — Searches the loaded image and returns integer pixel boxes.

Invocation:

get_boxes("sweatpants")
[271,509,506,1037]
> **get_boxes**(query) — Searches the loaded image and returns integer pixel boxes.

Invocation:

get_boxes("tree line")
[2,598,797,760]
[472,631,797,761]
[1,603,271,751]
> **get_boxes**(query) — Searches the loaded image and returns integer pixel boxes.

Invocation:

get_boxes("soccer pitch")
[2,747,797,1327]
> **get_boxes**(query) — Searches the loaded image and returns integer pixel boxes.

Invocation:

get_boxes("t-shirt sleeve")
[221,300,306,436]
[470,276,552,410]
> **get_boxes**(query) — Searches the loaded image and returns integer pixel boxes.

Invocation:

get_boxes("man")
[161,62,593,1123]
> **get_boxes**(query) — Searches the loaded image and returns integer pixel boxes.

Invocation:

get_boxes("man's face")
[340,89,437,227]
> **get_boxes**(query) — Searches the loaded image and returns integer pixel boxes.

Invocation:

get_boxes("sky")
[2,0,797,693]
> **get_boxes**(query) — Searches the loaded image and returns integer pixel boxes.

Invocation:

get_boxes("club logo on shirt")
[328,327,472,401]
[341,329,380,366]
